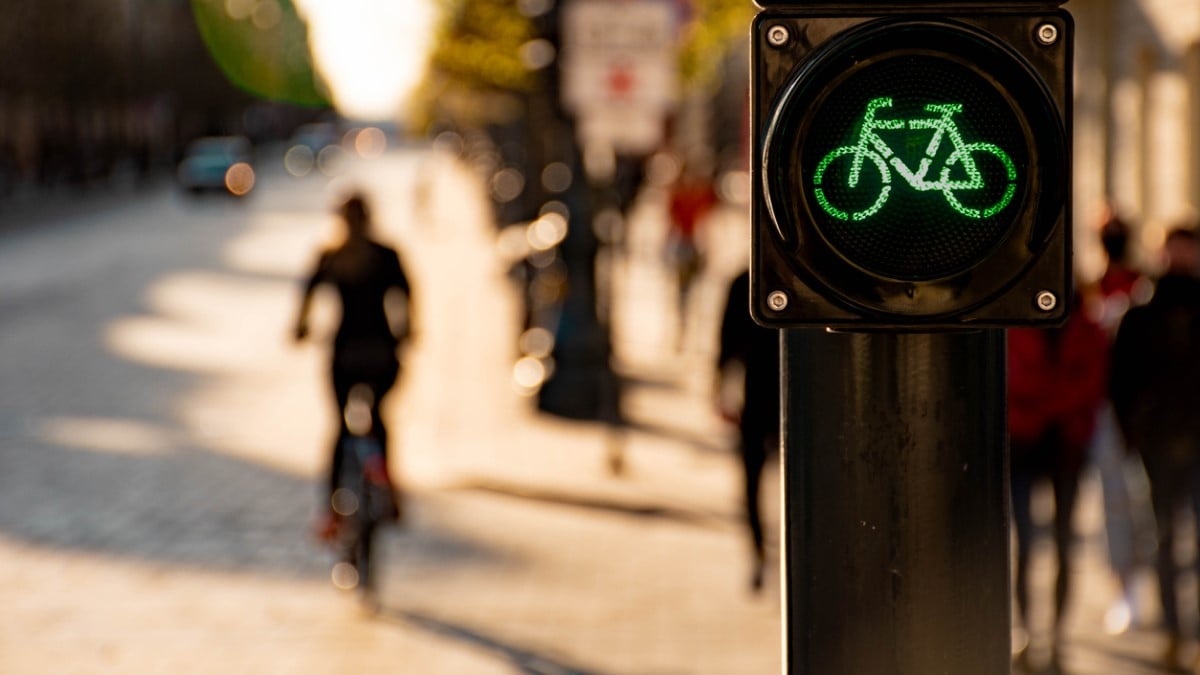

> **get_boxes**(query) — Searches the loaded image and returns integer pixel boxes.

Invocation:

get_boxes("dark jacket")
[304,240,411,352]
[1110,274,1200,457]
[718,271,780,436]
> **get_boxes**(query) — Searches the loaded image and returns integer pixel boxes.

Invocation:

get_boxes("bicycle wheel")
[329,437,366,590]
[356,517,377,601]
[356,441,392,605]
[812,146,891,222]
[940,143,1017,220]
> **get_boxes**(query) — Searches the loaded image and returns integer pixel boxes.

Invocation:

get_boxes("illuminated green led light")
[814,146,891,221]
[812,98,1017,221]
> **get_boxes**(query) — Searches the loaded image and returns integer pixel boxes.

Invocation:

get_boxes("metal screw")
[1035,290,1058,312]
[1036,23,1059,46]
[767,25,790,48]
[767,290,789,311]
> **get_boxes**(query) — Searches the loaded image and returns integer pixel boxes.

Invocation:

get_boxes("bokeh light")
[527,212,568,251]
[518,327,555,359]
[225,0,255,20]
[353,127,387,158]
[541,162,573,193]
[252,0,283,30]
[331,561,360,590]
[491,168,526,203]
[519,39,556,70]
[284,145,316,176]
[224,162,256,195]
[317,145,344,176]
[645,151,682,187]
[719,169,751,205]
[331,487,359,517]
[512,355,551,396]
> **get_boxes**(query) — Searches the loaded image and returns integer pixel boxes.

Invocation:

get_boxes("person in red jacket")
[1008,290,1110,672]
[665,163,717,348]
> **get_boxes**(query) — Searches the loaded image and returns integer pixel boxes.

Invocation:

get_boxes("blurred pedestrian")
[666,161,717,349]
[1111,225,1200,671]
[1008,291,1109,673]
[716,269,779,592]
[293,192,413,541]
[1089,210,1154,635]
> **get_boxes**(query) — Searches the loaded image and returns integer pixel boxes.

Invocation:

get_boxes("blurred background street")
[0,144,1189,674]
[0,145,783,673]
[5,0,1200,673]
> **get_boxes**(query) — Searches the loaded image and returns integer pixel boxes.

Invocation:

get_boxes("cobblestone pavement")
[0,150,778,674]
[0,147,1190,674]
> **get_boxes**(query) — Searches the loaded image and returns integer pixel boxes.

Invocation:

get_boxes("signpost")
[537,0,678,439]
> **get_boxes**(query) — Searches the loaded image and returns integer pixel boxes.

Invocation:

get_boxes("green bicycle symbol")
[813,97,1018,222]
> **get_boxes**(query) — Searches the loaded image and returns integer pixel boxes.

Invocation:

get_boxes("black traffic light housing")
[751,2,1072,328]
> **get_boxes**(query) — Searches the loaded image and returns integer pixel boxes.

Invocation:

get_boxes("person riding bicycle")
[293,192,413,541]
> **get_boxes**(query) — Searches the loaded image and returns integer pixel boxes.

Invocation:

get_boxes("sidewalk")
[366,151,784,674]
[0,148,780,674]
[370,150,1183,675]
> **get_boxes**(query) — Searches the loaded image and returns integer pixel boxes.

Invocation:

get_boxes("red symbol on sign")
[607,64,635,98]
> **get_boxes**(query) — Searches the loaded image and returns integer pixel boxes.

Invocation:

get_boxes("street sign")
[560,0,679,155]
[751,8,1072,327]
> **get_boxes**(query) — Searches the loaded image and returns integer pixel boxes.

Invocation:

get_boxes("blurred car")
[289,123,339,153]
[177,136,255,196]
[284,123,342,177]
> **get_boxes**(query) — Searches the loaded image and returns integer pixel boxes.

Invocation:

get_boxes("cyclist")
[293,192,413,541]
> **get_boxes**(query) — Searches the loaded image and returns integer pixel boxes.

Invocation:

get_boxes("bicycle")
[812,97,1018,222]
[329,383,398,605]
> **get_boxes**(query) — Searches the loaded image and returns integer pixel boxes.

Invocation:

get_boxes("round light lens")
[801,53,1028,282]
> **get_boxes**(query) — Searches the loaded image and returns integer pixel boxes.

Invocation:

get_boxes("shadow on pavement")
[1068,633,1175,675]
[453,477,733,530]
[0,435,329,577]
[379,607,613,675]
[619,416,729,457]
[617,371,732,458]
[0,181,507,584]
[615,372,679,394]
[0,187,334,579]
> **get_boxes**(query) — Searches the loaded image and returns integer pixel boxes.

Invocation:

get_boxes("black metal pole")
[782,328,1009,674]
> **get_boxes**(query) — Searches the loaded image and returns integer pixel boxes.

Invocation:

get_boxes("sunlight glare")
[294,0,437,121]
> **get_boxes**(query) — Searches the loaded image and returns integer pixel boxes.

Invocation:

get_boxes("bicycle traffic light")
[751,2,1072,328]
